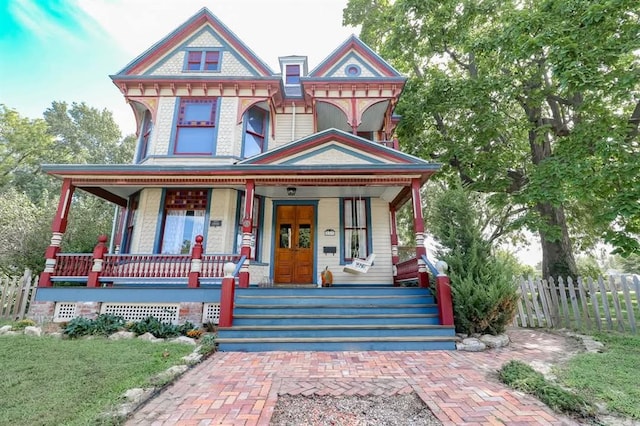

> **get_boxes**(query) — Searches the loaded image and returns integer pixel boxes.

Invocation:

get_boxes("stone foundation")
[179,302,205,324]
[76,302,101,320]
[27,301,55,323]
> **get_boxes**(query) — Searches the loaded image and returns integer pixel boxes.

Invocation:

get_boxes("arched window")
[242,106,267,158]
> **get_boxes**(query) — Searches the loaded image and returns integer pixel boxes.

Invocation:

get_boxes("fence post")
[87,235,108,288]
[188,235,203,288]
[219,262,236,327]
[435,261,454,326]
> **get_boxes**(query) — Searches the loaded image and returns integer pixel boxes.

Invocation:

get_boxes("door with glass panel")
[274,205,314,284]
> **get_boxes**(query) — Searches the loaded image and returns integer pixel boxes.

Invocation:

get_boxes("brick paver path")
[127,329,582,425]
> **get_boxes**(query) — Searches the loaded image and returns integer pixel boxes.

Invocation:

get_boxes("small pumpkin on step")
[321,266,333,287]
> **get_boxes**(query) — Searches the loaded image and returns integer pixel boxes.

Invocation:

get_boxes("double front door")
[274,205,314,284]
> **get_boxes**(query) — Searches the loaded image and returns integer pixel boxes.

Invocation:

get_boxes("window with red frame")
[174,98,217,155]
[186,50,220,71]
[285,64,300,84]
[160,190,208,254]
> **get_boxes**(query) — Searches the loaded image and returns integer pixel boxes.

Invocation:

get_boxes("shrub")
[199,334,217,355]
[91,314,125,336]
[128,316,181,338]
[429,181,519,335]
[13,319,36,330]
[64,317,96,338]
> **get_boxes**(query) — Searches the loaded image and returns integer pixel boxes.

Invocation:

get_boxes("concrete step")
[235,294,435,305]
[218,324,454,338]
[233,304,437,315]
[231,313,441,326]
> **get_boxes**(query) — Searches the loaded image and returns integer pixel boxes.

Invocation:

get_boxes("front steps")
[216,286,456,351]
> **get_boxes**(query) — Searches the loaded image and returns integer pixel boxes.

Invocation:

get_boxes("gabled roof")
[239,128,433,166]
[308,35,402,78]
[115,7,273,77]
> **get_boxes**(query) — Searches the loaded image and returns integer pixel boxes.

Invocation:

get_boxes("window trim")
[241,106,268,158]
[121,193,140,254]
[136,110,153,162]
[154,189,211,254]
[183,49,222,72]
[339,197,372,264]
[170,97,220,156]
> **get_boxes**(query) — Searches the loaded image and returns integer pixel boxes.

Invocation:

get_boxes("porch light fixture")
[286,187,296,196]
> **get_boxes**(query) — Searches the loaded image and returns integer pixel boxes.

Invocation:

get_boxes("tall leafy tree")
[345,0,640,277]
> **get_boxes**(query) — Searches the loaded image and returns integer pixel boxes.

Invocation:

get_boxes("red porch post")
[411,178,429,288]
[39,179,75,287]
[188,235,203,288]
[239,180,255,288]
[390,206,400,287]
[87,235,108,288]
[219,262,237,327]
[435,261,454,326]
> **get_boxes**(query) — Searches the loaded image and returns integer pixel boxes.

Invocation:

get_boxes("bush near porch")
[428,182,519,335]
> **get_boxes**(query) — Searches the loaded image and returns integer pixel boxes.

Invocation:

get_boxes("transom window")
[174,98,217,155]
[285,64,300,84]
[186,50,220,71]
[242,107,267,158]
[160,190,208,254]
[342,198,369,261]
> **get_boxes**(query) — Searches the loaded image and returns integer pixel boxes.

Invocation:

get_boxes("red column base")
[38,272,53,288]
[436,275,454,326]
[239,271,249,288]
[418,271,430,288]
[219,276,235,327]
[188,272,200,288]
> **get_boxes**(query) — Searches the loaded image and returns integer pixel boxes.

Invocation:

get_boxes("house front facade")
[29,8,449,336]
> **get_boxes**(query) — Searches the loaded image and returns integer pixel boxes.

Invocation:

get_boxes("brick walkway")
[126,329,582,425]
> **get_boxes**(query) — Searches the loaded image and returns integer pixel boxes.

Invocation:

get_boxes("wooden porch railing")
[395,257,419,283]
[53,254,93,276]
[102,254,191,278]
[45,235,242,287]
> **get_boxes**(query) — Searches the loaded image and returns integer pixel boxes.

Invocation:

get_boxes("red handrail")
[395,257,419,281]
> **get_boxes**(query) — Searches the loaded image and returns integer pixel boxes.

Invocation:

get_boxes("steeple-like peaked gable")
[239,129,431,166]
[308,35,402,79]
[115,7,273,77]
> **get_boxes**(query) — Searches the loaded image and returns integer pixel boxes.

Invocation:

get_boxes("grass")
[557,333,640,419]
[0,334,194,425]
[498,360,595,418]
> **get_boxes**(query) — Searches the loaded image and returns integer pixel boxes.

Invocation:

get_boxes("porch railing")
[46,235,243,287]
[102,254,191,278]
[395,257,418,282]
[53,254,93,277]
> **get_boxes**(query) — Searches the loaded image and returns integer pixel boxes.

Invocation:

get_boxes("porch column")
[239,180,255,288]
[411,178,429,288]
[389,206,400,287]
[39,178,75,287]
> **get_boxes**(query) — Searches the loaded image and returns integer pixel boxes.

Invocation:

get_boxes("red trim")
[51,179,75,233]
[81,187,127,207]
[411,178,424,234]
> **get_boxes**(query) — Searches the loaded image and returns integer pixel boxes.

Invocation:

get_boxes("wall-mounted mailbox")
[323,246,337,255]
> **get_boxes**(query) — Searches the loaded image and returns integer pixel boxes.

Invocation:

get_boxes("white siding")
[132,189,162,253]
[152,97,177,156]
[206,189,236,253]
[272,112,314,148]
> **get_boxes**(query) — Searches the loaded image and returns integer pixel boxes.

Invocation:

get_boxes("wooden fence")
[514,275,640,334]
[0,270,37,321]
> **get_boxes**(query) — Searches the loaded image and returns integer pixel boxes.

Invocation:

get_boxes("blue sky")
[0,0,355,135]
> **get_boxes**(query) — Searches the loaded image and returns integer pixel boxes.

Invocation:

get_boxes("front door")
[274,205,314,284]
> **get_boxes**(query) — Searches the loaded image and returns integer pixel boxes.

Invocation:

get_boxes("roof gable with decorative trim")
[308,35,402,79]
[115,8,273,78]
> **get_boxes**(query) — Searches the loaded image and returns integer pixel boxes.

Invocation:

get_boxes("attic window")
[285,64,300,84]
[345,64,361,76]
[185,50,221,72]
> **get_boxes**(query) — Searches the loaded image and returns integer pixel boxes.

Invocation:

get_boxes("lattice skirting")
[101,303,180,324]
[202,303,220,324]
[53,303,77,322]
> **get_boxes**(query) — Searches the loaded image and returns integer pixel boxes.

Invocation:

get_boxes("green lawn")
[0,335,194,425]
[557,333,640,419]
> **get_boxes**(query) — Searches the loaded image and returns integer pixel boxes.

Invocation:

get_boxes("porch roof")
[42,162,440,208]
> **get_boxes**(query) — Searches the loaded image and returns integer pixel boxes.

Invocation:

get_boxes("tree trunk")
[536,201,578,278]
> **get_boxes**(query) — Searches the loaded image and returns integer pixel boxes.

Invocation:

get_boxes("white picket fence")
[514,275,640,334]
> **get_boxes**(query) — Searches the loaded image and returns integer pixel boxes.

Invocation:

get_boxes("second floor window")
[137,110,152,162]
[186,50,220,71]
[242,107,267,158]
[174,98,217,155]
